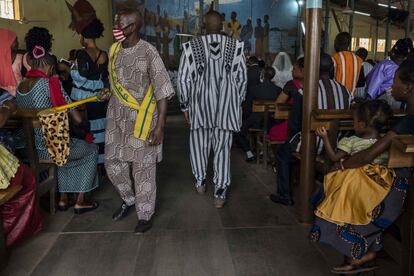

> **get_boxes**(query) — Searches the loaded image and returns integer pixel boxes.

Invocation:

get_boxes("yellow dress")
[315,136,395,225]
[0,144,19,189]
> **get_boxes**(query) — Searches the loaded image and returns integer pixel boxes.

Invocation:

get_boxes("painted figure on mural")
[174,25,182,67]
[162,25,170,68]
[221,13,229,36]
[263,15,270,61]
[240,19,253,54]
[155,4,162,52]
[255,18,264,59]
[228,11,241,40]
[182,10,190,42]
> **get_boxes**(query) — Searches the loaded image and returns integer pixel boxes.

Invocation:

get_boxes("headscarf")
[66,0,97,34]
[272,52,293,88]
[0,28,19,96]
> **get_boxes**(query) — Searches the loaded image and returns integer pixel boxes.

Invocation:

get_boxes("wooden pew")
[248,101,293,168]
[384,136,414,276]
[4,109,57,214]
[250,101,291,168]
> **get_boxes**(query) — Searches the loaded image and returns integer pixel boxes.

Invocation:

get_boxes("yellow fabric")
[315,164,395,226]
[0,144,19,189]
[109,42,156,141]
[229,20,241,39]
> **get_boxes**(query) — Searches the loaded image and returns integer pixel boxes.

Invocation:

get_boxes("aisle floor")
[3,117,398,276]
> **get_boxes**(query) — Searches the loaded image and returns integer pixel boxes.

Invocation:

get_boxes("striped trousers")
[190,128,233,199]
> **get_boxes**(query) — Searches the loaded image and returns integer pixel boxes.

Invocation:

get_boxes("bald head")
[204,11,223,34]
[115,8,143,36]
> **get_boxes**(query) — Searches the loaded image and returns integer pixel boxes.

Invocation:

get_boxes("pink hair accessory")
[33,46,46,59]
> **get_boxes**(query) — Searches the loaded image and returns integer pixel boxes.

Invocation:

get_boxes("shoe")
[196,185,206,195]
[135,219,153,234]
[246,156,256,163]
[195,180,206,195]
[269,194,294,206]
[74,201,99,215]
[214,198,226,209]
[112,202,133,221]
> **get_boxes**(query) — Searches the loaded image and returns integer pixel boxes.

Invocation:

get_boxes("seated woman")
[16,27,99,214]
[310,59,414,274]
[268,57,304,142]
[0,100,42,247]
[315,100,393,226]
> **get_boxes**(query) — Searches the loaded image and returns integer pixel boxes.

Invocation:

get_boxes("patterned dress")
[16,78,99,193]
[105,40,175,221]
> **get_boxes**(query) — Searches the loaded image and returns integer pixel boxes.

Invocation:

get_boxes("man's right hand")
[184,111,190,125]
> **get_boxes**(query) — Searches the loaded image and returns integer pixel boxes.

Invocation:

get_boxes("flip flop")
[74,201,99,215]
[331,263,378,274]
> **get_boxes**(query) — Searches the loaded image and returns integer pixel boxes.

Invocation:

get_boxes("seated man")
[270,53,351,206]
[235,66,282,162]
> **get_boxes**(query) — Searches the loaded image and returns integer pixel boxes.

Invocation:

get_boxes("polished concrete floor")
[2,117,399,276]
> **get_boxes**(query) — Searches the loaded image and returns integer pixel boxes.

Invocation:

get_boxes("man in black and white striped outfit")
[178,10,247,208]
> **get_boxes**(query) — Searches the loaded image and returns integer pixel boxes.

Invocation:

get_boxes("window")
[391,39,398,49]
[351,37,358,51]
[377,39,386,53]
[358,38,372,51]
[0,0,20,20]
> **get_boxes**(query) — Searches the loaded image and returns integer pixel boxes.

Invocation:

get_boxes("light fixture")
[354,11,371,16]
[298,0,304,6]
[378,3,397,9]
[301,21,305,35]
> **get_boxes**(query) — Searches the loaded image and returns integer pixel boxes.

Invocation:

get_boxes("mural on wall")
[112,0,298,66]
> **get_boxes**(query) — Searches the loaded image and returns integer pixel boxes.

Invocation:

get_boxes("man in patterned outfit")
[105,6,175,233]
[178,11,247,208]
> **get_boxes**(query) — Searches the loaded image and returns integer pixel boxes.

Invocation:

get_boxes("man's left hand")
[148,126,164,146]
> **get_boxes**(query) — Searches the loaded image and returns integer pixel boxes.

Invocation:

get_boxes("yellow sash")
[109,42,156,141]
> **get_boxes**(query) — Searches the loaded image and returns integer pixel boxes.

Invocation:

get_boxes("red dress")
[1,164,43,247]
[268,80,303,142]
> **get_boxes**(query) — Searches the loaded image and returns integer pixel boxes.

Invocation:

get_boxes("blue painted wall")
[112,0,299,55]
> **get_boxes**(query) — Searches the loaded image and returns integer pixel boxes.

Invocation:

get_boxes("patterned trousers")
[105,160,156,221]
[189,128,233,199]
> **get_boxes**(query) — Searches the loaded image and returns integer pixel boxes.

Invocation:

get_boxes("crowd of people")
[0,1,413,274]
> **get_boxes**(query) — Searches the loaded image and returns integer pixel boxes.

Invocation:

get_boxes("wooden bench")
[4,109,57,214]
[249,101,291,168]
[384,135,414,276]
[0,185,22,270]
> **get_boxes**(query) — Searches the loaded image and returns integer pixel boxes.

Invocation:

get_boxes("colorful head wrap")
[66,0,97,34]
[0,28,18,95]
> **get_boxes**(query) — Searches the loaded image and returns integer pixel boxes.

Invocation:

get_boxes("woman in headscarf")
[271,52,293,89]
[366,38,413,109]
[0,99,42,248]
[71,17,109,165]
[0,28,23,97]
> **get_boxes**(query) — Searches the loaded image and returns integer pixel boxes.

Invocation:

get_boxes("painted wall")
[0,0,113,59]
[219,0,299,54]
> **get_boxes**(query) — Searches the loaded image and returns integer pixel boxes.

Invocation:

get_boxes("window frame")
[0,0,21,20]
